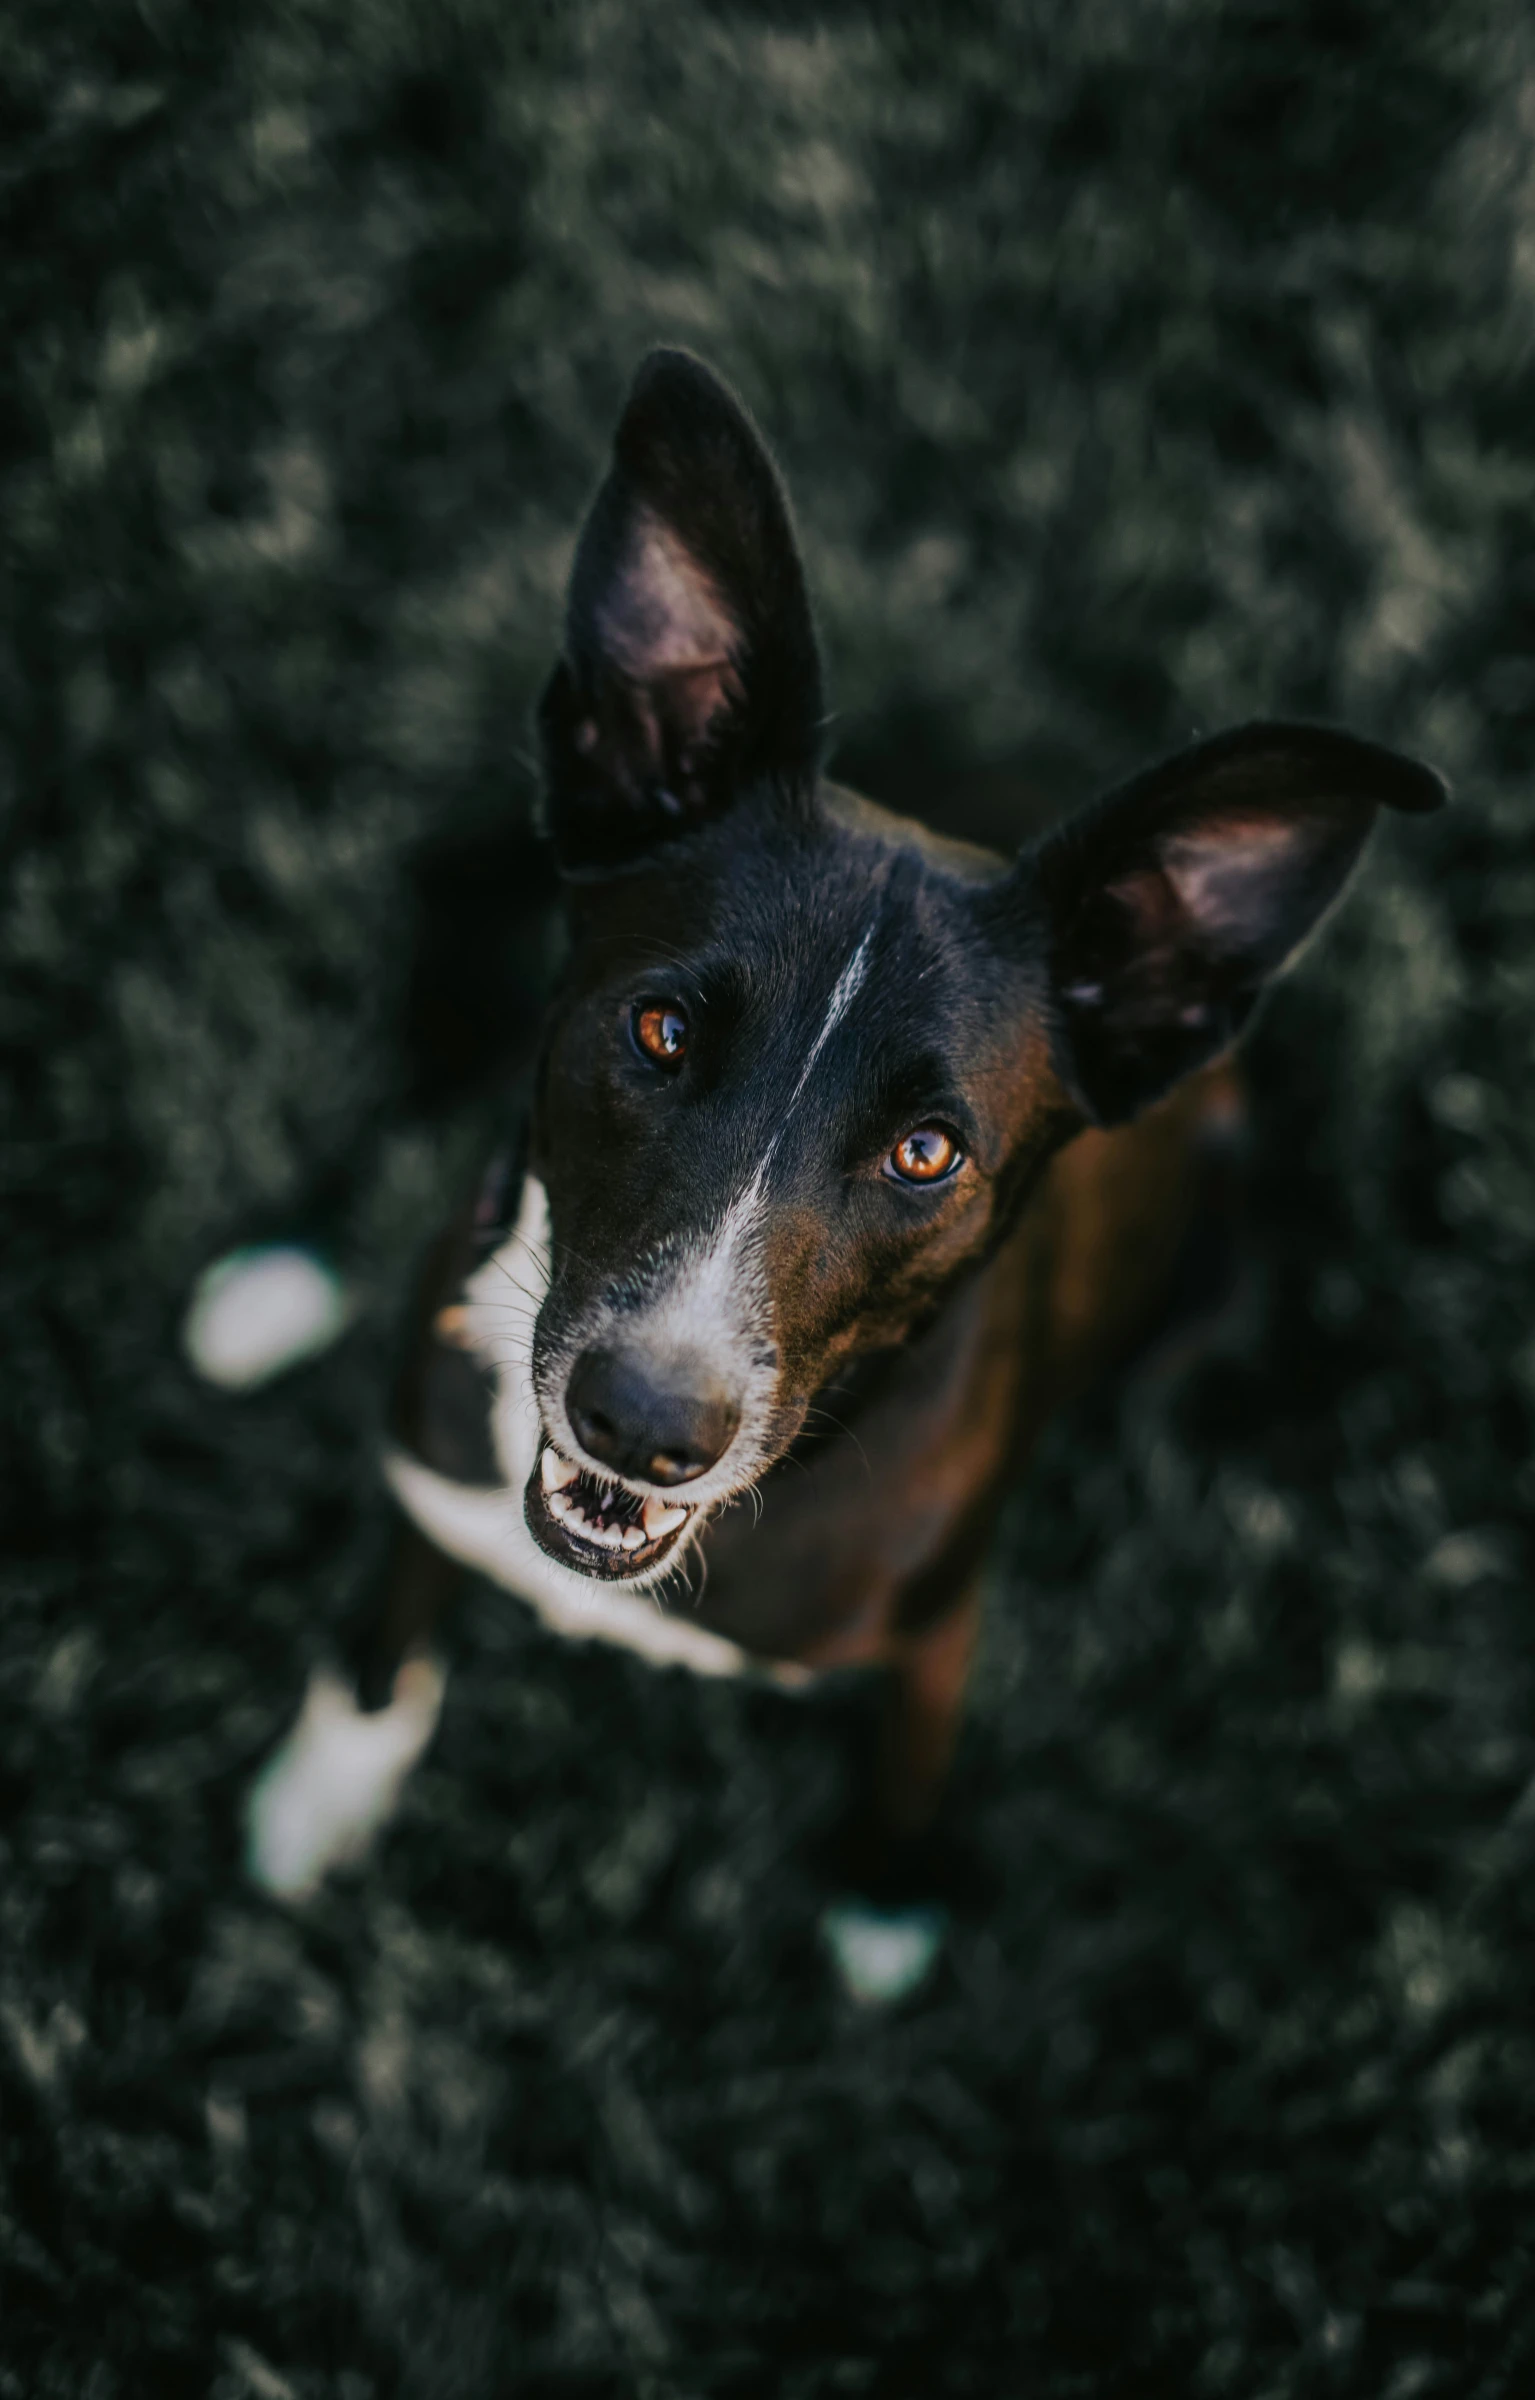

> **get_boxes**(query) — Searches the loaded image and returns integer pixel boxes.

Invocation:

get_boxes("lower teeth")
[545,1470,685,1556]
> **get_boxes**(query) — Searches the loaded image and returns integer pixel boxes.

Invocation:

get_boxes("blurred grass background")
[5,2,1535,2392]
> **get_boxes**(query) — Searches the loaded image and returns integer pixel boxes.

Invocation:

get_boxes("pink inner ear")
[651,658,742,769]
[1158,814,1318,948]
[597,506,740,684]
[1095,812,1319,992]
[1103,861,1184,955]
[570,664,744,818]
[586,506,744,795]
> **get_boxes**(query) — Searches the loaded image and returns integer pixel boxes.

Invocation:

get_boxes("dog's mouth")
[523,1443,695,1581]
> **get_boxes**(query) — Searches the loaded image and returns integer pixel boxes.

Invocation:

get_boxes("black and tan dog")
[248,351,1443,1923]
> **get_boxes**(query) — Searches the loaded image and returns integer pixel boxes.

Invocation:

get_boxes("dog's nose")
[566,1347,740,1486]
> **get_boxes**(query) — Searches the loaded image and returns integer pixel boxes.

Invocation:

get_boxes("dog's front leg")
[817,1585,982,2004]
[341,1512,464,1713]
[245,1517,460,1900]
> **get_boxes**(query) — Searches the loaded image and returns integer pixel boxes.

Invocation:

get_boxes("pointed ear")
[1013,723,1446,1125]
[537,350,823,875]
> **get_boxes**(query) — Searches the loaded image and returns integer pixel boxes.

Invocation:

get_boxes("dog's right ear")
[538,351,823,876]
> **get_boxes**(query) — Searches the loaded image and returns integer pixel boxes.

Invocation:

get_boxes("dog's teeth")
[544,1456,683,1555]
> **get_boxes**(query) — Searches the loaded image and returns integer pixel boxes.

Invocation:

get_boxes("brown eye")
[632,1000,689,1067]
[887,1125,962,1184]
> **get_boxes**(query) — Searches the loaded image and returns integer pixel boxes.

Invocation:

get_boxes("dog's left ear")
[538,350,823,874]
[1003,722,1446,1125]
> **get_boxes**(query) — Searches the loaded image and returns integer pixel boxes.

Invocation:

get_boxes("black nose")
[565,1347,740,1486]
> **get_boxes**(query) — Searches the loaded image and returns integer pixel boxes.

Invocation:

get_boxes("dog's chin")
[523,1441,696,1584]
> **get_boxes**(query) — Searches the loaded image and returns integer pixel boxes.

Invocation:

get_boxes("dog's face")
[525,804,1061,1582]
[520,351,1443,1587]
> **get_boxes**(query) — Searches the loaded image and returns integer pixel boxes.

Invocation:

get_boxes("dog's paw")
[184,1243,351,1392]
[245,1660,444,1900]
[819,1898,947,2006]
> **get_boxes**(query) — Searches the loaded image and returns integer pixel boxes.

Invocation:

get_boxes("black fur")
[520,354,1446,1578]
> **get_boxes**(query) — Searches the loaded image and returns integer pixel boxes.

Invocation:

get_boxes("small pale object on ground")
[183,1244,351,1391]
[245,1661,445,1900]
[820,1897,948,2006]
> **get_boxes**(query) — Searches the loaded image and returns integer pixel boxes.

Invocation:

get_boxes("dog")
[247,349,1444,1926]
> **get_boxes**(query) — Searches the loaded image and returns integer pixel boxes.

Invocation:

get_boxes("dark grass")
[5,2,1535,2392]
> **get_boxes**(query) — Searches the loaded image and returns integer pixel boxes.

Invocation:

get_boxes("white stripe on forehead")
[784,923,874,1114]
[719,917,876,1236]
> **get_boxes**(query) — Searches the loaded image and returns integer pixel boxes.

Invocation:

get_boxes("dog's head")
[521,350,1443,1586]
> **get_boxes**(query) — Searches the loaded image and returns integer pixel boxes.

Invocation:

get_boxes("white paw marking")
[184,1244,351,1392]
[245,1660,444,1900]
[820,1898,948,2006]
